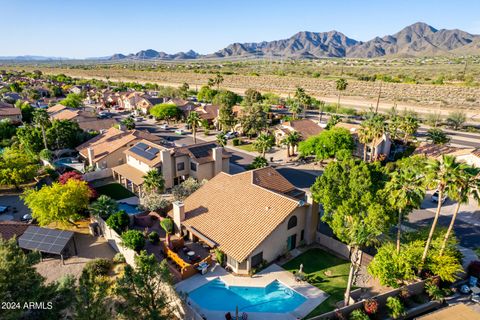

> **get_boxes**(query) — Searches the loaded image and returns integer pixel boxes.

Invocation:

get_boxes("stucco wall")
[126,154,151,173]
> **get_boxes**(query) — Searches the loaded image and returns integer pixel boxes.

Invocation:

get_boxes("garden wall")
[95,216,137,266]
[309,279,433,320]
[83,168,112,182]
[316,232,373,266]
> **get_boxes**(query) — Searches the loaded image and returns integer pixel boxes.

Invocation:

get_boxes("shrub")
[106,210,130,234]
[39,149,53,161]
[363,298,378,315]
[349,309,369,320]
[148,231,160,244]
[84,258,112,276]
[425,278,446,301]
[215,249,225,265]
[386,296,405,319]
[113,253,126,264]
[232,137,240,146]
[121,230,145,252]
[398,287,411,302]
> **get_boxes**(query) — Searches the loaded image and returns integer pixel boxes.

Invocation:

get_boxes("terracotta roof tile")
[0,221,29,240]
[283,119,323,138]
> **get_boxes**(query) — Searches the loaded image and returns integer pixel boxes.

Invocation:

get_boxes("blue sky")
[2,0,480,58]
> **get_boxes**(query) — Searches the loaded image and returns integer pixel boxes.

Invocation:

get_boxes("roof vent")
[298,200,305,207]
[265,206,271,211]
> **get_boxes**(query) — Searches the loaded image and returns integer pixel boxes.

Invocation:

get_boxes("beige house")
[47,104,117,132]
[335,122,392,160]
[0,102,22,124]
[118,92,163,114]
[111,141,231,194]
[274,119,323,145]
[170,167,318,275]
[76,127,163,170]
[413,142,480,167]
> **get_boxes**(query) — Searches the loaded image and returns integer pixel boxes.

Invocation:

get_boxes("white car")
[133,116,143,122]
[159,124,169,130]
[431,190,447,204]
[175,129,186,135]
[224,131,238,139]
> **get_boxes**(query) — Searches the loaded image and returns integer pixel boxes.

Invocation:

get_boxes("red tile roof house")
[169,167,319,275]
[274,119,324,145]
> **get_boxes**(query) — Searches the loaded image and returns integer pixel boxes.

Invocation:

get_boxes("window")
[300,229,304,241]
[190,162,197,172]
[287,215,297,230]
[251,252,263,267]
[177,162,185,171]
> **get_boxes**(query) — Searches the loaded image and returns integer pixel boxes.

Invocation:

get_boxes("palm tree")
[399,112,420,145]
[216,133,227,147]
[294,87,311,118]
[33,109,50,150]
[186,111,202,144]
[439,165,480,255]
[385,163,426,253]
[282,131,301,157]
[368,116,386,162]
[357,125,372,162]
[287,99,302,120]
[142,170,165,194]
[121,117,135,130]
[316,100,326,124]
[253,133,274,158]
[426,128,450,145]
[335,78,348,113]
[420,155,465,269]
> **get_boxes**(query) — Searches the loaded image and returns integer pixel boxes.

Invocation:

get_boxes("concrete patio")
[175,263,328,320]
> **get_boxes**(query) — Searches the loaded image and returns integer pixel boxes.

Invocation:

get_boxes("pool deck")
[175,263,328,320]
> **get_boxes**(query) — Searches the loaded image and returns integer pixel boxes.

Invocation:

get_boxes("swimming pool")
[118,202,142,215]
[189,278,306,313]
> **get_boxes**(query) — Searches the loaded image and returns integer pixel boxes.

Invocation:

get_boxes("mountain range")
[2,22,479,61]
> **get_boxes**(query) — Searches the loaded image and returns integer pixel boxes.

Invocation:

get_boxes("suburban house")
[118,92,163,114]
[335,122,392,160]
[274,119,323,144]
[0,102,22,124]
[76,127,163,170]
[413,142,480,167]
[169,167,319,275]
[193,104,220,126]
[111,141,230,194]
[166,98,198,116]
[47,104,118,132]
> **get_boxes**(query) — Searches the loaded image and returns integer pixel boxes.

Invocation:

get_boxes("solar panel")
[136,142,149,150]
[130,146,156,160]
[18,226,74,255]
[148,147,159,155]
[189,143,216,159]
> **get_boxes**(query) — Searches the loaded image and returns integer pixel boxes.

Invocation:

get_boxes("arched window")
[287,215,297,230]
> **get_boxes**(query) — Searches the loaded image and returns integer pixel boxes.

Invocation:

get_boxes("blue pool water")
[189,278,306,313]
[118,203,141,215]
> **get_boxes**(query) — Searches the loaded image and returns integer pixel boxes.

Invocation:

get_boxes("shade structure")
[18,226,74,255]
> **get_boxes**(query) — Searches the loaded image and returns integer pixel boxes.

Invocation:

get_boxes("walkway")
[175,263,328,320]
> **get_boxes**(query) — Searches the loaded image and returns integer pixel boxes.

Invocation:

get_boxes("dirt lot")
[35,233,115,283]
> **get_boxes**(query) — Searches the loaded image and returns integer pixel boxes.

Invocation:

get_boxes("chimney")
[160,149,173,189]
[87,147,95,166]
[212,147,223,175]
[304,192,319,245]
[173,201,185,235]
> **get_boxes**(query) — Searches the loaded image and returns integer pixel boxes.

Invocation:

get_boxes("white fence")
[83,168,112,182]
[95,216,137,266]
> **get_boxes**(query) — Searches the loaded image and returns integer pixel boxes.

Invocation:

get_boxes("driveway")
[0,194,30,221]
[35,233,116,283]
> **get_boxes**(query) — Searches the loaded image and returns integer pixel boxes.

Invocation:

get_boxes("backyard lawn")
[235,143,256,153]
[282,248,351,317]
[95,183,135,200]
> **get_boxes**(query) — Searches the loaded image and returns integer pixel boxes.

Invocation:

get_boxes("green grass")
[95,183,135,200]
[235,143,256,153]
[282,248,351,317]
[475,247,480,257]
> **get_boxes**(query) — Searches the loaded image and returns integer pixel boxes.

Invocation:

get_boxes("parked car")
[134,116,143,122]
[431,190,447,204]
[225,131,238,139]
[175,129,186,135]
[21,213,32,222]
[0,205,8,214]
[159,124,169,130]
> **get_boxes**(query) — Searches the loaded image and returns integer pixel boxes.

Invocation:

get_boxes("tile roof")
[47,104,67,114]
[77,118,118,132]
[283,119,323,138]
[412,142,472,159]
[0,102,22,116]
[124,140,167,167]
[172,142,230,164]
[177,167,304,262]
[51,109,79,120]
[76,127,162,162]
[111,163,145,185]
[0,221,29,240]
[335,122,361,132]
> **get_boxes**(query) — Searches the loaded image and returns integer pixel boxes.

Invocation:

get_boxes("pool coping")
[175,263,328,320]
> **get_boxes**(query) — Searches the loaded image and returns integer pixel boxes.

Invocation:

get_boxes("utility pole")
[374,81,383,114]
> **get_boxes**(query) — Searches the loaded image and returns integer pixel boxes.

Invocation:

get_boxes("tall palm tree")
[186,111,202,144]
[287,99,302,120]
[316,100,326,124]
[357,125,372,162]
[282,131,301,157]
[385,163,426,253]
[253,133,274,158]
[142,170,165,194]
[294,87,311,118]
[368,116,386,162]
[33,109,50,150]
[399,112,420,145]
[216,133,227,147]
[121,117,135,130]
[439,165,480,255]
[335,78,348,113]
[420,155,465,269]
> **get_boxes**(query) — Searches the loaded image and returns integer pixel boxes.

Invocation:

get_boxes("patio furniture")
[187,251,195,256]
[471,286,480,295]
